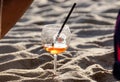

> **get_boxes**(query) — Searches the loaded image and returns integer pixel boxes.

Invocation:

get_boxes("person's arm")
[1,0,33,38]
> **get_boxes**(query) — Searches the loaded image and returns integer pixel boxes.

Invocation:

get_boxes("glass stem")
[54,54,57,75]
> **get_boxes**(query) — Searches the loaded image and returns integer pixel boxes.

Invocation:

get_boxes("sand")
[0,0,119,82]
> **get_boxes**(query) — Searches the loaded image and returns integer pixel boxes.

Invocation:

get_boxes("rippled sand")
[0,0,119,82]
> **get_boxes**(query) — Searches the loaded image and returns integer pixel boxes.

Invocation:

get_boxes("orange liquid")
[44,44,67,54]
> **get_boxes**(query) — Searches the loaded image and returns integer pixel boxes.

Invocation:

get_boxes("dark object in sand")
[113,10,120,80]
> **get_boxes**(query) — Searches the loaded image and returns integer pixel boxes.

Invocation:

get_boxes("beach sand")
[0,0,119,82]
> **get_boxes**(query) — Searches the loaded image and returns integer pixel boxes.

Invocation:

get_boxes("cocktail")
[41,24,71,75]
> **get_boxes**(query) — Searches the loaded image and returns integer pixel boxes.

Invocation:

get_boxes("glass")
[41,24,71,75]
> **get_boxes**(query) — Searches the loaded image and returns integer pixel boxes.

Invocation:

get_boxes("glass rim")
[42,24,71,33]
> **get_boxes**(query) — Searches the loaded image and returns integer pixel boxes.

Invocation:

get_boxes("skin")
[0,0,33,38]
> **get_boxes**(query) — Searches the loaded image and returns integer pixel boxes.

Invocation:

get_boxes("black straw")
[56,3,76,40]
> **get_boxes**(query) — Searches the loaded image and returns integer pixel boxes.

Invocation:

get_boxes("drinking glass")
[41,24,71,75]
